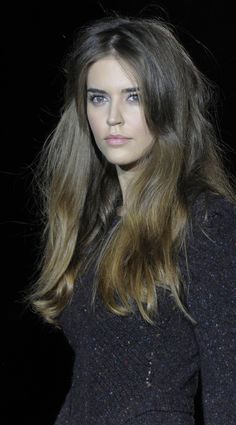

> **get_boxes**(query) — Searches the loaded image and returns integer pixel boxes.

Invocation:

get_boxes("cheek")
[133,116,153,147]
[127,108,145,127]
[87,112,101,137]
[130,114,151,138]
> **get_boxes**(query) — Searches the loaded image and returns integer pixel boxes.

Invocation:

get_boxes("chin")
[105,156,134,166]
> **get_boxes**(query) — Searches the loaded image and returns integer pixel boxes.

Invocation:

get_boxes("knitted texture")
[54,194,236,424]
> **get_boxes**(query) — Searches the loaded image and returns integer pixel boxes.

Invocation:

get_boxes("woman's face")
[86,56,153,170]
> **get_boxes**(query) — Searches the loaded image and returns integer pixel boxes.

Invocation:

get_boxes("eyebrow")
[87,87,140,94]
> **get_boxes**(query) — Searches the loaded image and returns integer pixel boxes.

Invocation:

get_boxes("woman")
[28,15,236,424]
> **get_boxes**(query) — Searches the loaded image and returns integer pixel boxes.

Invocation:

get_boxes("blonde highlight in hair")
[25,16,236,325]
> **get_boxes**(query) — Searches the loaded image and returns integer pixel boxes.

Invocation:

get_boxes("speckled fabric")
[54,194,236,424]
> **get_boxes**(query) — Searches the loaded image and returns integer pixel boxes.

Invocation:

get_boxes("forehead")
[87,55,138,90]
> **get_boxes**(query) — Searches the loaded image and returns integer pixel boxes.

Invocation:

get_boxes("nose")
[106,101,124,126]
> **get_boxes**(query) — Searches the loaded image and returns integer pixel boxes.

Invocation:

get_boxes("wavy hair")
[26,16,235,325]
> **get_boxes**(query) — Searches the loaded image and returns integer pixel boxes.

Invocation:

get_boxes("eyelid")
[127,92,140,102]
[87,92,140,104]
[88,94,108,104]
[88,93,107,99]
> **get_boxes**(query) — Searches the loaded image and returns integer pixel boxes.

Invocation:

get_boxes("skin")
[86,55,153,200]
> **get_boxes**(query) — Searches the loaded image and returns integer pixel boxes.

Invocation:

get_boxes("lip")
[105,134,131,146]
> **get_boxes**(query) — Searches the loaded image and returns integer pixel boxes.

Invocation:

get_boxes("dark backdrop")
[2,2,236,424]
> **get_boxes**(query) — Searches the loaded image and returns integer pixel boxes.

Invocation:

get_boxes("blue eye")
[128,93,139,103]
[88,94,107,105]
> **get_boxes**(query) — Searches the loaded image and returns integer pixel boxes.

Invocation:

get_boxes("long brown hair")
[26,16,235,325]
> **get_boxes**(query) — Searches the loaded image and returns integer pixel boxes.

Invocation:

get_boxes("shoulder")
[190,191,236,225]
[182,192,236,424]
[187,191,236,253]
[181,192,236,321]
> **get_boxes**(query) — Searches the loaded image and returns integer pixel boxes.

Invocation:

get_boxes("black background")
[2,1,236,424]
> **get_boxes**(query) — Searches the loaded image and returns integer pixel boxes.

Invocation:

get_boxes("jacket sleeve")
[54,388,72,425]
[184,196,236,424]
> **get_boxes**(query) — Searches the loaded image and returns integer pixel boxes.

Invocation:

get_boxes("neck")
[116,165,137,202]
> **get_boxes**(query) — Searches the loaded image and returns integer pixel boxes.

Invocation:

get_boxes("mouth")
[105,135,131,146]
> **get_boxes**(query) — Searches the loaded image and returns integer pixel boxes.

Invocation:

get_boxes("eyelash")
[88,93,139,105]
[128,93,139,103]
[88,95,107,105]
